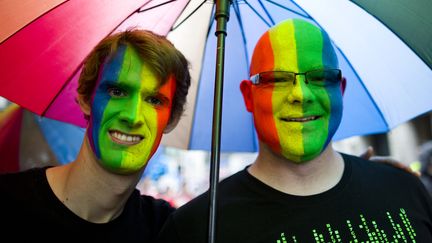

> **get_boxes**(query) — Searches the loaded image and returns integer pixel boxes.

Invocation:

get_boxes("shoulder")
[0,166,46,179]
[137,193,176,215]
[342,153,425,190]
[156,188,210,243]
[0,167,49,192]
[343,153,412,175]
[168,169,247,220]
[0,167,52,217]
[124,192,176,235]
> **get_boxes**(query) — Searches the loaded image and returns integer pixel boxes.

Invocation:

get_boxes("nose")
[119,95,145,127]
[286,75,313,104]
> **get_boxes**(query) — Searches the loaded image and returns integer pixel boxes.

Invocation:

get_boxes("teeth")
[110,131,142,143]
[285,116,318,122]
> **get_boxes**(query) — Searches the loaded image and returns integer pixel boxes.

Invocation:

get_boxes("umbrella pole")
[208,0,230,243]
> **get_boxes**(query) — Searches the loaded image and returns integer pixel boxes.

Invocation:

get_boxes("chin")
[280,148,323,163]
[100,159,146,175]
[108,166,144,175]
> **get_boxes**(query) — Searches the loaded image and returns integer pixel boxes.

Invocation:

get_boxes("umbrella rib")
[171,0,208,31]
[257,0,275,25]
[282,0,390,130]
[232,1,250,74]
[352,1,432,69]
[350,1,432,70]
[337,47,390,129]
[188,2,216,149]
[43,0,181,117]
[265,0,310,19]
[242,0,271,27]
[0,0,69,45]
[138,0,177,12]
[42,65,82,118]
[205,4,217,38]
[104,0,170,39]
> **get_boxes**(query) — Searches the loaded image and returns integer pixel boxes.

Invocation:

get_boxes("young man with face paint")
[156,19,432,242]
[0,29,190,242]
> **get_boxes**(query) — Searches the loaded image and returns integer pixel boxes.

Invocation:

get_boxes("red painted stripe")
[250,32,281,153]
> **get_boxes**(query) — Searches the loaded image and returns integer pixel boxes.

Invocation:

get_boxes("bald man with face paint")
[0,30,190,242]
[157,19,432,242]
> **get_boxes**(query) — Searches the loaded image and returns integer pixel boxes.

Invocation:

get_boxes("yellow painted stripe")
[269,21,304,161]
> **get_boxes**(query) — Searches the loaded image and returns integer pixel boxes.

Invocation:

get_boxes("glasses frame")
[250,68,342,85]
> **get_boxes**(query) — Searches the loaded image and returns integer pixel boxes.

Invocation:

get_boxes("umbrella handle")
[208,1,231,243]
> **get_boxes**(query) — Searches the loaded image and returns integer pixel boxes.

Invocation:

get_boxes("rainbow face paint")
[247,19,342,163]
[88,44,175,174]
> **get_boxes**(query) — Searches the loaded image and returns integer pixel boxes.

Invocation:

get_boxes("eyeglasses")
[250,69,342,87]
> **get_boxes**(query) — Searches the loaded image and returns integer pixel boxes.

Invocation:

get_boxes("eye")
[107,86,127,97]
[145,96,163,106]
[272,77,289,83]
[306,69,341,86]
[307,72,326,82]
[259,72,293,85]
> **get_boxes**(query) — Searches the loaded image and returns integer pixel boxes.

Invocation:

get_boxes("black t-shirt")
[157,153,432,243]
[0,167,175,242]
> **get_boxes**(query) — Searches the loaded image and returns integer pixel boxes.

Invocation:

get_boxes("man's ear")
[340,77,347,96]
[240,80,254,112]
[77,95,91,117]
[164,114,180,133]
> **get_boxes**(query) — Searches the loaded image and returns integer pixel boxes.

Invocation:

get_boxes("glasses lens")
[256,71,295,85]
[307,69,341,85]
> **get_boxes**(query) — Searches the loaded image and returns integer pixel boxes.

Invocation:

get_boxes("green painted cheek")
[120,147,150,172]
[301,87,332,161]
[100,146,123,170]
[96,95,151,173]
[273,82,333,163]
[120,105,158,172]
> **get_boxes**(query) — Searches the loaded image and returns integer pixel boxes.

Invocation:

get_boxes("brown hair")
[77,29,190,126]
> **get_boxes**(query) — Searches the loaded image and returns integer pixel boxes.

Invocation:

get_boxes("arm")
[360,146,421,177]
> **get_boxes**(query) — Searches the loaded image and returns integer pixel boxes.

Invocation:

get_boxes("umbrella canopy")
[161,0,432,152]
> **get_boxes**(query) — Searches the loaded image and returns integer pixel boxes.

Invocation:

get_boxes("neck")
[248,141,344,196]
[46,135,144,223]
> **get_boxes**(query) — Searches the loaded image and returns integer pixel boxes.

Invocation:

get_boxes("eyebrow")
[105,79,140,90]
[103,78,169,98]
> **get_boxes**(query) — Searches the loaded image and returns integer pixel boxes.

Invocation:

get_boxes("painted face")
[246,19,343,163]
[87,44,176,174]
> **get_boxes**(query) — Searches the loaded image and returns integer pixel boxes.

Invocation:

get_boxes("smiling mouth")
[280,116,320,122]
[109,130,144,145]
